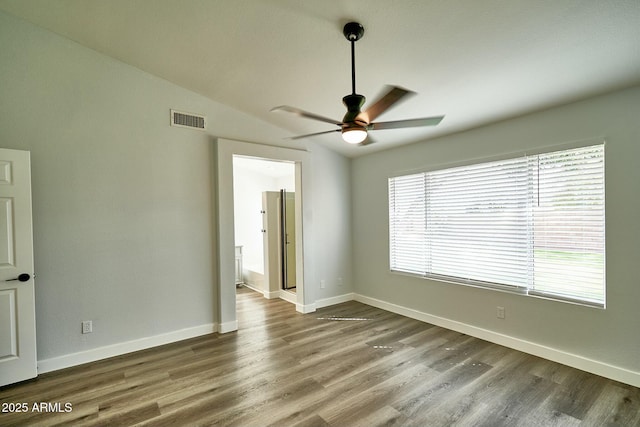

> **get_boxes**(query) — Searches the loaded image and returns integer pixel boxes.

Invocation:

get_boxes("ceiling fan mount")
[343,21,364,42]
[271,21,444,145]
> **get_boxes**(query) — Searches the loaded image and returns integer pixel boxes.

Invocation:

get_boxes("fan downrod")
[343,22,364,41]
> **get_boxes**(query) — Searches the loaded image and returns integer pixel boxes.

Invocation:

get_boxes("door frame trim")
[215,139,311,331]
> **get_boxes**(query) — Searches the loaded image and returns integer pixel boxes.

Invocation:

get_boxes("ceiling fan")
[271,22,445,145]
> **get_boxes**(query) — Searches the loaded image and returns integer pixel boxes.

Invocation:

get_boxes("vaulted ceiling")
[1,0,639,157]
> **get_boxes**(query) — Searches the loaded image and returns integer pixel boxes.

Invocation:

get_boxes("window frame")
[388,140,606,308]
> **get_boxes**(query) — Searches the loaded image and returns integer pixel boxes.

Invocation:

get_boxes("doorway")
[232,156,297,299]
[216,138,310,334]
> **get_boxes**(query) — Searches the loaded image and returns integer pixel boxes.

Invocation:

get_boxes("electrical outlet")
[338,277,343,286]
[320,280,326,289]
[82,320,93,334]
[496,306,505,319]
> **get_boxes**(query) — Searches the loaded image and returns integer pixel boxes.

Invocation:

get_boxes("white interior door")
[0,148,36,387]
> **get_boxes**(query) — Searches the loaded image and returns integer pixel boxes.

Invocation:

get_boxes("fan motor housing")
[342,94,366,123]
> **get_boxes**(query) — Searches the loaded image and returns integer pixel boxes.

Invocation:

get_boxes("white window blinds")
[389,173,427,276]
[388,144,605,306]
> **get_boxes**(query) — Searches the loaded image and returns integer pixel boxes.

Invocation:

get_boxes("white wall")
[352,86,640,384]
[0,11,337,368]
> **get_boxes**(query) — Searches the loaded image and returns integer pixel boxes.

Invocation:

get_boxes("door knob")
[6,273,31,282]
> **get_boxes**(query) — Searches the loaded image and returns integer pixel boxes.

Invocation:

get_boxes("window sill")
[390,269,605,309]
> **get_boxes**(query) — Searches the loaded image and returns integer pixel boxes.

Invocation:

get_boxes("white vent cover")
[170,109,206,130]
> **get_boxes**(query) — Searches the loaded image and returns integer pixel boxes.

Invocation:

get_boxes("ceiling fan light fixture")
[342,127,367,144]
[272,21,445,145]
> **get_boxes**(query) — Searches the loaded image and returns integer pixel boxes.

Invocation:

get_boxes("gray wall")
[0,11,352,363]
[308,143,353,302]
[352,85,640,374]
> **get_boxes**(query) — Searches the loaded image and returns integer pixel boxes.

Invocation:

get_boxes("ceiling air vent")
[170,109,206,130]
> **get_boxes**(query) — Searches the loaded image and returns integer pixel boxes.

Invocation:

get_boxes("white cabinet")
[235,245,243,286]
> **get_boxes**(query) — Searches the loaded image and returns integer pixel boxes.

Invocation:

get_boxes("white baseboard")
[276,290,316,313]
[279,290,297,304]
[281,291,354,313]
[275,289,316,313]
[316,293,355,309]
[219,320,238,334]
[240,283,262,294]
[355,294,640,388]
[264,290,280,299]
[240,283,280,300]
[296,302,316,313]
[37,323,217,374]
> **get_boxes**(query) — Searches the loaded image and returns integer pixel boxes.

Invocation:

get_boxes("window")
[388,143,605,307]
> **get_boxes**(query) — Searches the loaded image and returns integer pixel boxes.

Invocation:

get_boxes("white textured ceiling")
[1,0,639,157]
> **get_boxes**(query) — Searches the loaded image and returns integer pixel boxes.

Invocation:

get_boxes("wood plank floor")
[2,287,639,426]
